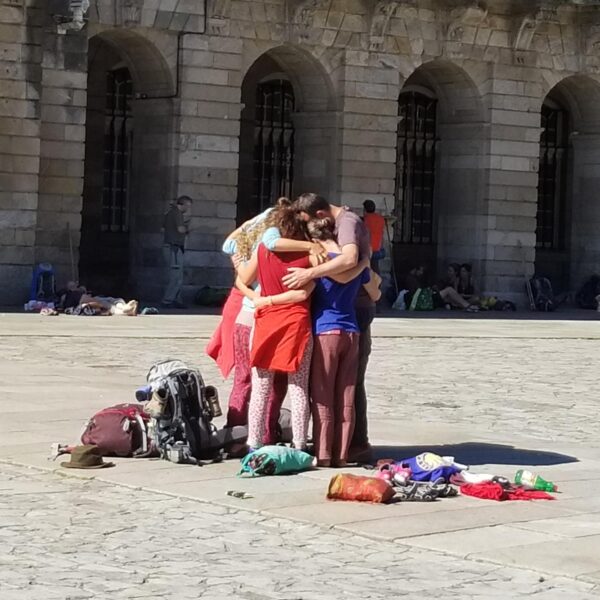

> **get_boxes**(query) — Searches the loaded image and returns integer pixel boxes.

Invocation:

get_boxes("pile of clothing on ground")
[325,453,557,504]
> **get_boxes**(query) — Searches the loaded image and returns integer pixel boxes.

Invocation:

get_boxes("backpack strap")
[134,413,148,453]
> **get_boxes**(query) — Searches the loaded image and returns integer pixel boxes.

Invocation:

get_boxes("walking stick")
[383,198,399,296]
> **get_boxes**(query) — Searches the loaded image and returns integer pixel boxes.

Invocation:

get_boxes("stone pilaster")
[0,0,42,304]
[35,22,88,287]
[175,33,242,290]
[479,65,543,301]
[335,54,400,212]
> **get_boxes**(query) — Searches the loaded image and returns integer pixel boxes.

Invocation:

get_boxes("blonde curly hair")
[235,197,291,259]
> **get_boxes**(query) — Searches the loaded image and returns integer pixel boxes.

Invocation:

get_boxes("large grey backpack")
[145,359,244,464]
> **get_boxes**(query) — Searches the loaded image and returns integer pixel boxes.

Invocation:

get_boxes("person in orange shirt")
[362,200,386,274]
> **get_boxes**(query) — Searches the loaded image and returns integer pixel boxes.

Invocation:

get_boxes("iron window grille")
[102,67,133,233]
[536,103,568,250]
[394,91,438,244]
[252,79,295,213]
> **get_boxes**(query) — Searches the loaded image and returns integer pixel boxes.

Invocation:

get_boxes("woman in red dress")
[236,206,315,450]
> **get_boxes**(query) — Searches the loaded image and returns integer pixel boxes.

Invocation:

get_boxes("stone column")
[335,55,399,212]
[436,122,489,269]
[479,68,543,302]
[293,110,339,199]
[333,54,400,292]
[569,132,600,287]
[129,96,177,300]
[174,33,243,291]
[35,23,88,288]
[0,0,43,304]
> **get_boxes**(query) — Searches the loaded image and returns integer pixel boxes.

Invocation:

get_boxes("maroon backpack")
[81,404,152,457]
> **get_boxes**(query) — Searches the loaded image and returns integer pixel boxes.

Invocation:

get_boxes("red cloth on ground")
[250,244,311,373]
[205,287,243,378]
[460,482,555,501]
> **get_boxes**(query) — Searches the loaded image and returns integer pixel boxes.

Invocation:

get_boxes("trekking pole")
[383,198,399,296]
[66,221,76,282]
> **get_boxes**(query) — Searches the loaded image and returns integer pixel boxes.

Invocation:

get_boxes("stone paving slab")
[335,501,576,540]
[1,311,600,339]
[509,512,600,538]
[402,524,563,555]
[2,313,600,591]
[1,464,600,600]
[472,535,600,579]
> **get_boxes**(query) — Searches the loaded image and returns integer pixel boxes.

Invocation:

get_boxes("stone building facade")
[2,0,600,305]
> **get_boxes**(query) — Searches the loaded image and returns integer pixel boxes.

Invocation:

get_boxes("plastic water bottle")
[514,470,557,492]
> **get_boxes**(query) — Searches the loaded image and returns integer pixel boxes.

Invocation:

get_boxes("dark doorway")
[252,79,295,217]
[535,100,570,292]
[393,90,438,285]
[238,64,295,224]
[80,38,134,295]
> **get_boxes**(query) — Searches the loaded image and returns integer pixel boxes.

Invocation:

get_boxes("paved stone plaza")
[1,313,600,598]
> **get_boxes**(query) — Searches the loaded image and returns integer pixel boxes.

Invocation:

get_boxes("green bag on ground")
[409,288,434,311]
[238,445,315,477]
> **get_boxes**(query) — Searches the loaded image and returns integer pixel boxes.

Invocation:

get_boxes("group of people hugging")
[207,193,381,467]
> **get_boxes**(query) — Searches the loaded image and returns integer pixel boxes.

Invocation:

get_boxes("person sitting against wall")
[437,263,478,312]
[404,265,440,310]
[404,264,478,312]
[457,263,478,303]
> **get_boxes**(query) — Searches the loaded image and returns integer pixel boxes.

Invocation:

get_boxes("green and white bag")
[409,288,434,311]
[238,446,315,477]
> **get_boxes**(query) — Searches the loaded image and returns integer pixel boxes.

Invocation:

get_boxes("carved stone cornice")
[513,1,561,52]
[369,1,401,51]
[446,3,488,43]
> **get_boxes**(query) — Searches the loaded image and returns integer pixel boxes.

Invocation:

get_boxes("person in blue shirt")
[307,219,381,468]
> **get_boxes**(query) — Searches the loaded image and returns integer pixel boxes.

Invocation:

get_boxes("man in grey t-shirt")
[284,193,376,464]
[162,195,192,308]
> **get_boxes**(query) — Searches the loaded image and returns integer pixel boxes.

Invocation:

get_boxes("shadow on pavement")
[375,308,600,321]
[371,442,579,467]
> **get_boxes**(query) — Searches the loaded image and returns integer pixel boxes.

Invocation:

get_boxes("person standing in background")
[362,199,386,275]
[162,195,192,309]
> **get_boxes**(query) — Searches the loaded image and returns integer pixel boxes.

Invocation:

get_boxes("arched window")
[394,90,437,244]
[537,101,569,250]
[252,79,295,213]
[103,67,133,232]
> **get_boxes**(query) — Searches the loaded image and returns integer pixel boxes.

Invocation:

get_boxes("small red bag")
[81,404,150,457]
[327,473,395,503]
